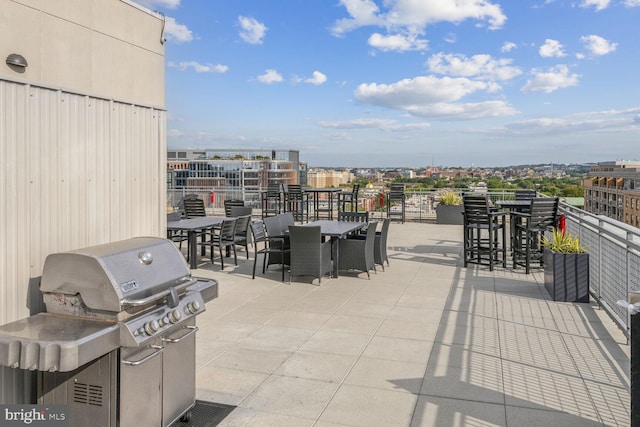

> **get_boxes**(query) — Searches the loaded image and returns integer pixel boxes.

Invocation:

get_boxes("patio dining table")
[167,216,226,268]
[303,220,366,278]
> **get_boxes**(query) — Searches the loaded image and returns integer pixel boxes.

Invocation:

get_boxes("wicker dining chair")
[288,225,332,284]
[230,206,253,218]
[374,218,391,271]
[337,221,378,278]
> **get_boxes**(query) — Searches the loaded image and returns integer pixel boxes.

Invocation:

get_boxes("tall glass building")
[167,149,307,203]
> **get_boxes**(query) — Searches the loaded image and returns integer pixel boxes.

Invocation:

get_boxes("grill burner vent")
[74,382,103,406]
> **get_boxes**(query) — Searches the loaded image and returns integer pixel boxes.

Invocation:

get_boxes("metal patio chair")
[199,218,237,270]
[249,220,290,281]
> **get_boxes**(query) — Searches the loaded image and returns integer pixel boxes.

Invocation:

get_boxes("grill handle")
[122,345,164,366]
[162,326,198,344]
[121,277,198,307]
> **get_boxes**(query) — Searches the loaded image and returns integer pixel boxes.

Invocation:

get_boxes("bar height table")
[495,199,532,254]
[305,188,342,220]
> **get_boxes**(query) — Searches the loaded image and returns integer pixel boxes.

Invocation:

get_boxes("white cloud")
[331,0,382,36]
[581,35,617,56]
[164,17,192,43]
[625,0,640,6]
[581,0,611,11]
[427,53,521,81]
[317,118,430,131]
[539,39,566,58]
[368,32,428,52]
[501,42,517,52]
[304,71,327,85]
[134,0,180,9]
[521,65,580,94]
[256,69,283,84]
[355,76,486,107]
[353,75,517,120]
[169,61,228,73]
[408,100,518,120]
[505,110,639,135]
[238,16,267,44]
[331,0,506,36]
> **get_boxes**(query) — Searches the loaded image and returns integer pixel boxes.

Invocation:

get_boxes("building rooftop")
[190,221,629,426]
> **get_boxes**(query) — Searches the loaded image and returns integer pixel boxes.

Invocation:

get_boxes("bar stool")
[462,194,507,271]
[512,197,559,274]
[338,184,360,212]
[261,183,282,218]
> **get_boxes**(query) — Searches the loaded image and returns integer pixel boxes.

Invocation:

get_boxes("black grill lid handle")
[167,286,180,308]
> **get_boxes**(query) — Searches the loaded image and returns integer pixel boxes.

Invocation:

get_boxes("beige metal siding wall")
[0,0,165,107]
[0,79,166,325]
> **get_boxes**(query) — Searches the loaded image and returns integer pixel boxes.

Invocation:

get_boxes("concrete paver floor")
[190,221,630,427]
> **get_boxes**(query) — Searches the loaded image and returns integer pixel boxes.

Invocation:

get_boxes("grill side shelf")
[0,314,119,372]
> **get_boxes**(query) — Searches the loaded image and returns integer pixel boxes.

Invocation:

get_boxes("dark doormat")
[170,400,236,427]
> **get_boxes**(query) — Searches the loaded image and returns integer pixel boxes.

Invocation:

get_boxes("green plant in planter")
[542,228,587,253]
[436,190,463,225]
[438,190,462,206]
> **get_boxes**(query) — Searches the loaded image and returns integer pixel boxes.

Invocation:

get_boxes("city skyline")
[136,0,640,168]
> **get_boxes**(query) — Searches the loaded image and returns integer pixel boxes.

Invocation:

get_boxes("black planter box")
[436,205,464,225]
[543,249,589,303]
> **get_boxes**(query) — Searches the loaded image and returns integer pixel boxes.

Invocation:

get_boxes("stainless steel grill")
[0,237,218,426]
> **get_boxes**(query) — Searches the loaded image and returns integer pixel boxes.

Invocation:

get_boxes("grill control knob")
[144,320,160,335]
[186,301,201,314]
[169,309,182,324]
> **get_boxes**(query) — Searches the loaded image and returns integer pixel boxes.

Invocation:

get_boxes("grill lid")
[40,237,191,313]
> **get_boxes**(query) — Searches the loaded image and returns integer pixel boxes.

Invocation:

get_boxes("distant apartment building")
[307,168,353,188]
[167,149,306,201]
[583,161,640,227]
[433,169,469,180]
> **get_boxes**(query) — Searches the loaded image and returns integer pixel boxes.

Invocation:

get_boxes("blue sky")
[134,0,640,168]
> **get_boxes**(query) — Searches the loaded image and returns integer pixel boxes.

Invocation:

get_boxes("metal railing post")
[630,293,640,427]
